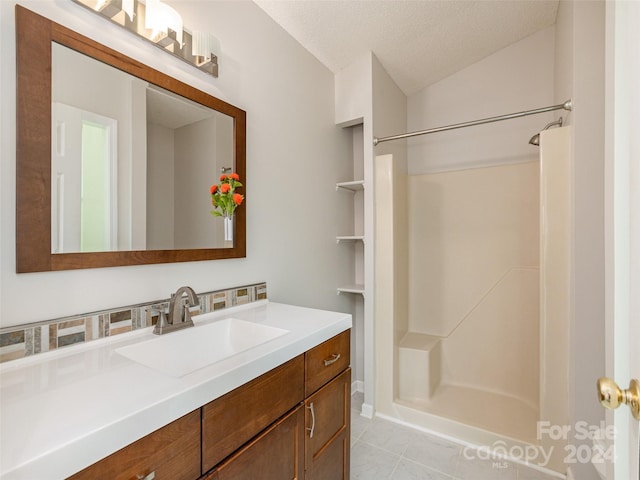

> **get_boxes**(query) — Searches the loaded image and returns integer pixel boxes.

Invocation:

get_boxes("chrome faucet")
[152,286,199,335]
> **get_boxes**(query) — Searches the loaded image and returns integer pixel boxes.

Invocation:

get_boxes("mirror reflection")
[51,43,233,254]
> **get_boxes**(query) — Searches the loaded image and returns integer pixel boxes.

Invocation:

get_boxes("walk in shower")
[373,103,572,474]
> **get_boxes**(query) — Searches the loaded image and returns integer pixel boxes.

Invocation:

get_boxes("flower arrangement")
[210,173,244,218]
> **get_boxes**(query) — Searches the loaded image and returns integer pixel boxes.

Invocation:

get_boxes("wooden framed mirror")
[16,6,246,273]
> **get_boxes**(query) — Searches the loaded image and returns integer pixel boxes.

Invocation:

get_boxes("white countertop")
[0,301,351,479]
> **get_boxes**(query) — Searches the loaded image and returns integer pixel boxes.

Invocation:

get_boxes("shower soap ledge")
[399,332,444,351]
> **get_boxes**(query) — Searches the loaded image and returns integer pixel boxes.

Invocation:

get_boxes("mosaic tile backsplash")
[0,283,267,364]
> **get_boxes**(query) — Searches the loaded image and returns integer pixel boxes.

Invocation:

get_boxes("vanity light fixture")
[92,0,133,21]
[145,0,183,47]
[71,0,219,77]
[192,31,220,66]
[122,0,134,20]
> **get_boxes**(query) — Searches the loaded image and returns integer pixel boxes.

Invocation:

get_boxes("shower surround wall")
[401,161,540,442]
[375,138,571,473]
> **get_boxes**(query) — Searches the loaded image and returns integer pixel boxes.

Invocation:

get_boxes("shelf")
[337,284,365,296]
[336,235,365,243]
[336,180,364,191]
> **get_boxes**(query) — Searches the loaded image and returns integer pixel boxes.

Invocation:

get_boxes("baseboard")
[351,380,364,395]
[360,402,374,419]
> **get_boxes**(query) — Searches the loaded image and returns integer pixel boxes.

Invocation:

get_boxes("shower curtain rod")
[373,99,572,146]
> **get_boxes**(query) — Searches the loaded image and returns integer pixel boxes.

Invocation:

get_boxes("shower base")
[396,384,539,445]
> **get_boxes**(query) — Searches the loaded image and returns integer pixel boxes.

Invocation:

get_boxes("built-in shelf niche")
[336,124,365,297]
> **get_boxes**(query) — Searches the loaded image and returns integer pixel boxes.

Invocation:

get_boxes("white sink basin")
[116,318,289,377]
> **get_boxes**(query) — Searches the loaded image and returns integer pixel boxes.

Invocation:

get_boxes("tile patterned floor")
[350,393,560,480]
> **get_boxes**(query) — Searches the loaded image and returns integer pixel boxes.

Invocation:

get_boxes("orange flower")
[209,173,243,218]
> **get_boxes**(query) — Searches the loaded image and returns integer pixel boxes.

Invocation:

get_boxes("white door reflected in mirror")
[52,103,118,253]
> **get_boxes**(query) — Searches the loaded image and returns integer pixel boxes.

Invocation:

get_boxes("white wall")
[0,0,352,327]
[407,27,555,175]
[174,116,221,249]
[335,53,372,127]
[555,2,607,480]
[554,0,573,122]
[146,123,175,250]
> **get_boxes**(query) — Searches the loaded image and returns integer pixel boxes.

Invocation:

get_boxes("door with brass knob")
[601,3,640,479]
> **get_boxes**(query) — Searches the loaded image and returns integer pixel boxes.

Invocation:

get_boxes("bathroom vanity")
[0,301,351,479]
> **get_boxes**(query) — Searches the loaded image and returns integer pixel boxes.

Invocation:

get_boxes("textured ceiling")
[254,0,559,95]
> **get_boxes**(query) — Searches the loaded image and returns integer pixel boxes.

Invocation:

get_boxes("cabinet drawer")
[204,406,304,480]
[202,355,305,472]
[305,330,350,396]
[67,410,200,480]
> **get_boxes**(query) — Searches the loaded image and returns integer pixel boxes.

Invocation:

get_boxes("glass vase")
[224,215,233,242]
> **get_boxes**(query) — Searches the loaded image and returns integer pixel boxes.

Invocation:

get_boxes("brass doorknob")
[597,377,640,421]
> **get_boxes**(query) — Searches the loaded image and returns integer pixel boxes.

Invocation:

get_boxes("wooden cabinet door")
[305,368,351,480]
[67,410,201,480]
[210,406,304,480]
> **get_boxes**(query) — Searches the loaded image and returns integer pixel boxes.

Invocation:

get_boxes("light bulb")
[192,31,219,63]
[145,0,183,46]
